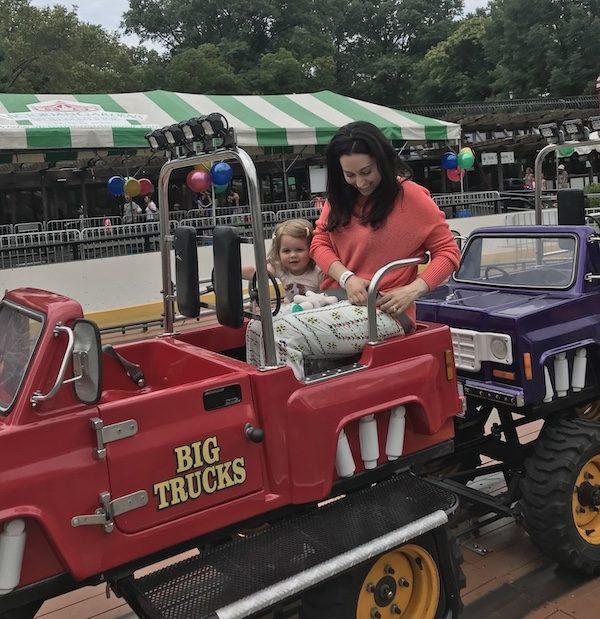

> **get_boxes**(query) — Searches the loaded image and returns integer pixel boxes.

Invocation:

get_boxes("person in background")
[198,191,212,216]
[227,189,241,208]
[523,166,535,189]
[144,194,158,222]
[245,121,460,380]
[557,164,570,189]
[312,194,325,209]
[122,196,141,224]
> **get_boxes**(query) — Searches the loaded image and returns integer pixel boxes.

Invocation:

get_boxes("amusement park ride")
[3,115,600,619]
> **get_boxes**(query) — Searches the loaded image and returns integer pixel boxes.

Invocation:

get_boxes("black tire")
[520,418,600,574]
[0,600,43,619]
[299,532,463,619]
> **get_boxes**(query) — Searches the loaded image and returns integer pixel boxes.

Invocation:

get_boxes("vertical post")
[282,150,290,205]
[80,175,88,218]
[496,156,504,193]
[41,175,49,222]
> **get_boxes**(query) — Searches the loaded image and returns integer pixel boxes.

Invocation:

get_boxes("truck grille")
[450,329,478,371]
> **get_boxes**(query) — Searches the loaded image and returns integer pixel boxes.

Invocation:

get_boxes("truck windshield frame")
[0,300,44,415]
[454,233,579,290]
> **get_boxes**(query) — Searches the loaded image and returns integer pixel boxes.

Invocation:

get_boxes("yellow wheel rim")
[573,455,600,544]
[356,545,440,619]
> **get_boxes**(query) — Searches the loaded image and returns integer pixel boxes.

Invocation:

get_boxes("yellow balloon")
[194,163,211,172]
[124,177,141,197]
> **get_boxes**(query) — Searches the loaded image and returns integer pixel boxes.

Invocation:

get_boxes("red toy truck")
[0,118,464,619]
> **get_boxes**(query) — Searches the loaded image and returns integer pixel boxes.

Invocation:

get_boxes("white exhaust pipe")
[572,348,587,392]
[335,429,355,478]
[386,406,406,461]
[359,414,379,469]
[554,353,569,397]
[0,519,26,595]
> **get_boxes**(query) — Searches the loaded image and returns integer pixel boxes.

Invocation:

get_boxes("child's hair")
[267,218,315,270]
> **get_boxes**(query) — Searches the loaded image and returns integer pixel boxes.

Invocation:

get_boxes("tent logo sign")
[0,99,152,128]
[29,100,103,113]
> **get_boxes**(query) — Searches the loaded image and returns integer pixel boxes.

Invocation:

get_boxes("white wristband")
[339,270,355,288]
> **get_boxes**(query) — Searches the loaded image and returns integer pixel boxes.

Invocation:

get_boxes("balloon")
[107,175,125,197]
[558,146,575,158]
[214,182,229,194]
[457,148,475,170]
[124,177,141,197]
[194,163,211,172]
[210,162,233,186]
[447,168,465,182]
[138,178,154,196]
[441,152,458,170]
[186,169,211,193]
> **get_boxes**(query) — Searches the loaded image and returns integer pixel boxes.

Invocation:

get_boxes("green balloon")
[457,151,475,170]
[558,146,575,158]
[214,182,229,194]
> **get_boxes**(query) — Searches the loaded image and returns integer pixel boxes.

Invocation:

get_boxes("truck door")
[97,371,264,533]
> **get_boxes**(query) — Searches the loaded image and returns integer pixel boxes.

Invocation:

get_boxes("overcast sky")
[31,0,490,49]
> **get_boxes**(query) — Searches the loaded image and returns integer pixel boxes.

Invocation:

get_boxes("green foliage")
[485,0,600,99]
[2,0,600,105]
[414,16,493,102]
[584,183,600,210]
[0,0,148,92]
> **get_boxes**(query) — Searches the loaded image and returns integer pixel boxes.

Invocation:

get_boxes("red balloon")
[139,178,154,196]
[447,168,465,182]
[186,169,211,193]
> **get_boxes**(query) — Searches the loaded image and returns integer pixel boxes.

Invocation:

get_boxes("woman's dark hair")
[325,121,410,230]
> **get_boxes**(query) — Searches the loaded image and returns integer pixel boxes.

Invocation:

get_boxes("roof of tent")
[0,90,460,152]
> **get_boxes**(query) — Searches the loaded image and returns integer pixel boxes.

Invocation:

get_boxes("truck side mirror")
[72,319,102,404]
[173,226,200,318]
[213,226,244,328]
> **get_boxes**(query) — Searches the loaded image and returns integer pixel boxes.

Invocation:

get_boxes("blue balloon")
[107,175,125,196]
[210,162,233,186]
[441,152,458,170]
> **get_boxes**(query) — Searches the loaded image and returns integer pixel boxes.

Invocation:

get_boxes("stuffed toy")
[291,290,338,312]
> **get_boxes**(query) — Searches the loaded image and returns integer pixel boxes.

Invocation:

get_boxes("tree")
[0,0,147,92]
[163,45,247,93]
[485,0,600,98]
[414,15,493,103]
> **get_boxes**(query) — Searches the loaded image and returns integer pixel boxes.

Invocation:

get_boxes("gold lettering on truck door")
[153,436,248,510]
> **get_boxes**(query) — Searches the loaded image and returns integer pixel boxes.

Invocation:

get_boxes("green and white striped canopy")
[0,90,460,151]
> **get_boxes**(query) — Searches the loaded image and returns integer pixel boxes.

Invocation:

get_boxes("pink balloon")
[186,169,211,193]
[139,178,154,196]
[447,168,465,182]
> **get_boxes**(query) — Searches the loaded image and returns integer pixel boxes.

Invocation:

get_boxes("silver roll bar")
[31,324,74,405]
[367,257,428,344]
[157,148,277,367]
[534,139,600,224]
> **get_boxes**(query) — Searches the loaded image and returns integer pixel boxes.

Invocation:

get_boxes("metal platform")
[118,471,457,619]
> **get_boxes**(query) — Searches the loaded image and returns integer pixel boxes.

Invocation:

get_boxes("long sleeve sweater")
[310,179,461,323]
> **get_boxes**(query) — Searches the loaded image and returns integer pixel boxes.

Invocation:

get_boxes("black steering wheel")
[484,265,511,282]
[250,272,282,317]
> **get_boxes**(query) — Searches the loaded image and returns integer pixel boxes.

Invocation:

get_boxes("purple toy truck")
[417,224,600,574]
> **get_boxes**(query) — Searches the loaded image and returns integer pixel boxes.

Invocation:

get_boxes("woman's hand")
[377,279,429,314]
[345,276,371,305]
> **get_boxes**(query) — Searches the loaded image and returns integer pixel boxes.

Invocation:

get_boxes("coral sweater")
[310,180,461,323]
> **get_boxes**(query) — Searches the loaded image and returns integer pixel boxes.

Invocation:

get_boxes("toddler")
[242,218,323,303]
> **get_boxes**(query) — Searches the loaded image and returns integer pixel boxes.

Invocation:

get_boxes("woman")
[246,121,460,380]
[523,167,535,190]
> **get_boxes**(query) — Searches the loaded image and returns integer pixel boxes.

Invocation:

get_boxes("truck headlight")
[490,337,509,360]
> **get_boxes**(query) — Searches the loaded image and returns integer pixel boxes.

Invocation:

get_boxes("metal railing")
[404,95,599,117]
[0,195,545,270]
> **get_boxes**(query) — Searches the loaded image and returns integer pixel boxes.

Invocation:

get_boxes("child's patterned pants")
[245,300,404,381]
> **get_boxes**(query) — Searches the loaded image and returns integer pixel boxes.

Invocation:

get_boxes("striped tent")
[0,90,460,153]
